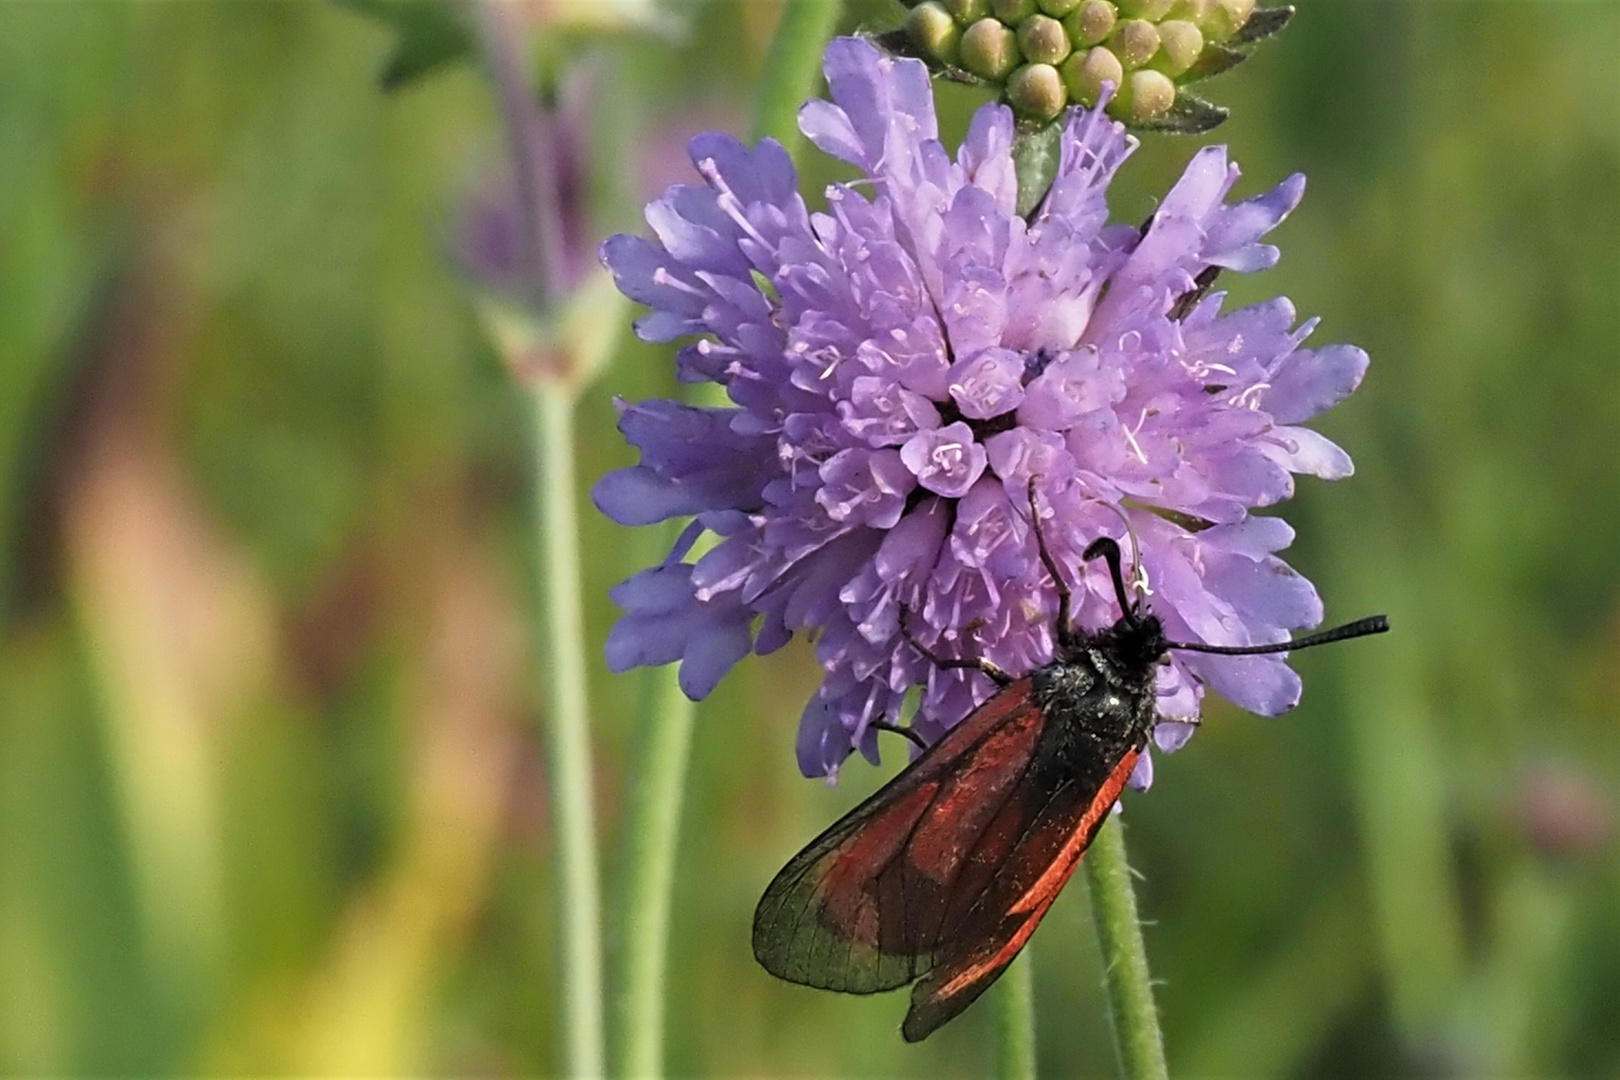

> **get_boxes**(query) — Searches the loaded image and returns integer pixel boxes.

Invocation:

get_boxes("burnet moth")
[752,482,1388,1041]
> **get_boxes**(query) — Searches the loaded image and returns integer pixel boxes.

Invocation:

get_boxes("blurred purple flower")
[594,38,1369,782]
[456,75,746,300]
[456,66,595,298]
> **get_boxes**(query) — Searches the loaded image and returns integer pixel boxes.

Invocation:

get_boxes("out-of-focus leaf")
[333,0,474,92]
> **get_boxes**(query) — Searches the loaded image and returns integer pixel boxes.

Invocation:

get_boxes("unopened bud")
[1037,0,1083,15]
[1120,68,1175,121]
[1153,19,1203,75]
[1206,0,1255,41]
[1112,19,1160,68]
[945,0,993,23]
[1008,62,1067,120]
[1116,0,1173,18]
[1017,14,1071,64]
[992,0,1038,23]
[1061,45,1123,107]
[1063,0,1116,46]
[908,2,963,64]
[961,17,1020,79]
[1168,0,1214,22]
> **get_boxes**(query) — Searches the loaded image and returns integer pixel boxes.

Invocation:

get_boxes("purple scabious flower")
[594,37,1368,784]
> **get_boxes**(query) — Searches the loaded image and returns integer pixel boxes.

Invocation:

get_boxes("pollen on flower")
[594,37,1369,781]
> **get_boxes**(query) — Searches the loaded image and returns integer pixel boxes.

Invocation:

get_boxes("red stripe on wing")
[752,679,1048,995]
[901,746,1141,1042]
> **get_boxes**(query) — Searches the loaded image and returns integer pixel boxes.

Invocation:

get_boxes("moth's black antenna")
[1093,499,1149,605]
[1026,478,1077,647]
[1082,537,1139,628]
[1169,615,1390,655]
[870,720,929,751]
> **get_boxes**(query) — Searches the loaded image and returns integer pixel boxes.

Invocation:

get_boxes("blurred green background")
[0,1,1615,1076]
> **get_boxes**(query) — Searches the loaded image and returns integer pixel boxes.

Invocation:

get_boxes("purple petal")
[1263,426,1355,480]
[802,38,937,178]
[591,400,774,525]
[1128,749,1154,791]
[958,104,1018,212]
[605,561,753,698]
[1264,344,1369,424]
[816,448,916,528]
[1018,346,1120,430]
[984,427,1072,493]
[1205,174,1305,273]
[1039,105,1135,229]
[948,348,1024,420]
[901,422,988,498]
[600,235,708,324]
[1201,550,1323,632]
[796,694,853,780]
[1199,515,1294,557]
[687,131,799,214]
[1153,721,1198,753]
[1185,652,1303,715]
[643,186,751,275]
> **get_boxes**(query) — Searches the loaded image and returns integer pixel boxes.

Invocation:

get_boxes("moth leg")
[869,720,930,751]
[897,606,1013,687]
[1025,477,1076,649]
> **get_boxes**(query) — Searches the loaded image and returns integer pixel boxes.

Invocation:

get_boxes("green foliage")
[0,1,1615,1076]
[333,0,474,92]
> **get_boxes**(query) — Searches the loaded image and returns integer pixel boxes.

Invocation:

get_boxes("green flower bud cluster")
[901,0,1292,131]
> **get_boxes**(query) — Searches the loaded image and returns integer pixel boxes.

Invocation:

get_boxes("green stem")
[996,950,1037,1080]
[616,663,698,1079]
[1084,815,1168,1080]
[751,0,843,150]
[533,385,605,1079]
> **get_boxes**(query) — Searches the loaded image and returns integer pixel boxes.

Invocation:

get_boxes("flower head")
[594,37,1367,783]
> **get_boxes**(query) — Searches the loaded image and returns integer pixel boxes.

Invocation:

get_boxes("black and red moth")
[752,492,1388,1041]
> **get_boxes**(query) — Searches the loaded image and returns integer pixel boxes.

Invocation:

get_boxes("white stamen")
[653,267,705,298]
[696,157,773,251]
[1229,382,1271,409]
[1123,408,1151,464]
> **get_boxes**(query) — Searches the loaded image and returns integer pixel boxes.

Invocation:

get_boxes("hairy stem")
[1084,816,1168,1080]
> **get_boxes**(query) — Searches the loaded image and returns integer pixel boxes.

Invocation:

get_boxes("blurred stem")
[1084,816,1168,1080]
[478,7,605,1075]
[996,951,1036,1080]
[616,663,698,1079]
[474,0,568,308]
[532,385,605,1079]
[1332,541,1465,1042]
[751,0,842,151]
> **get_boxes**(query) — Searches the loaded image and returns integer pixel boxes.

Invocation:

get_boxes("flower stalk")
[1084,816,1168,1080]
[611,8,848,1074]
[474,6,604,1076]
[532,385,606,1080]
[996,951,1037,1080]
[615,662,698,1079]
[752,0,844,148]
